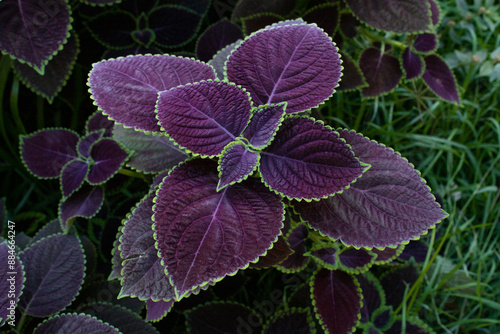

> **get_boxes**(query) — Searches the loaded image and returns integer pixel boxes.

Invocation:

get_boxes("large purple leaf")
[311,268,362,334]
[277,224,309,273]
[153,158,284,299]
[0,242,25,326]
[88,138,130,184]
[226,23,341,114]
[413,33,437,53]
[18,234,85,317]
[88,55,216,132]
[156,81,252,156]
[345,0,431,33]
[260,117,367,200]
[242,103,286,150]
[402,48,424,80]
[20,129,79,178]
[59,185,104,229]
[422,55,460,103]
[196,18,244,62]
[293,130,447,248]
[264,308,314,334]
[249,235,293,269]
[119,191,175,301]
[61,159,89,197]
[34,314,120,334]
[208,40,242,80]
[218,141,260,190]
[360,48,403,98]
[0,0,71,74]
[146,299,174,322]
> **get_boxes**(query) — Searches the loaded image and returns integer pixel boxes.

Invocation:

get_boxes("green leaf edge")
[80,0,122,7]
[84,9,137,50]
[302,2,341,36]
[244,102,287,151]
[422,53,461,105]
[263,306,317,334]
[57,185,105,231]
[400,49,426,82]
[146,299,174,323]
[59,158,90,199]
[109,225,124,281]
[33,312,122,333]
[249,231,294,270]
[0,240,26,327]
[86,138,133,186]
[306,243,339,271]
[275,222,310,274]
[337,247,377,275]
[390,314,437,334]
[358,48,403,99]
[216,140,260,191]
[240,12,286,36]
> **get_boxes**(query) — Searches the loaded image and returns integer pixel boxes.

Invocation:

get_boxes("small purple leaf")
[156,81,252,156]
[413,33,438,53]
[260,117,367,200]
[19,234,85,317]
[242,103,286,149]
[59,185,104,229]
[337,51,367,91]
[338,248,376,273]
[241,13,285,35]
[61,159,89,197]
[428,0,440,26]
[360,48,403,98]
[422,55,460,103]
[249,235,293,269]
[153,159,284,299]
[311,268,362,334]
[309,246,337,268]
[208,40,242,80]
[402,48,423,80]
[227,23,342,114]
[0,242,25,326]
[78,131,104,158]
[88,138,130,185]
[399,240,429,263]
[20,129,79,178]
[303,3,340,36]
[146,299,174,322]
[372,246,404,264]
[34,314,120,334]
[86,110,114,137]
[277,224,309,273]
[88,55,216,132]
[218,141,260,190]
[196,18,244,62]
[264,308,314,334]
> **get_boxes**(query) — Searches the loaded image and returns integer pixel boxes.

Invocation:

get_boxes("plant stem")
[10,76,26,135]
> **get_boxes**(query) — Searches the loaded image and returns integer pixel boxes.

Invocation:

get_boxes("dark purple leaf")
[20,129,79,178]
[338,248,375,273]
[277,224,309,272]
[109,228,123,280]
[345,0,431,33]
[218,142,260,190]
[119,191,175,301]
[360,48,403,98]
[85,10,136,48]
[241,13,285,35]
[156,81,252,156]
[381,263,419,308]
[14,232,32,250]
[232,0,294,20]
[227,23,342,114]
[337,51,367,91]
[294,130,447,248]
[208,40,242,80]
[402,48,423,80]
[260,117,367,200]
[0,0,71,73]
[372,246,404,264]
[264,308,314,334]
[196,18,244,62]
[249,235,293,269]
[30,219,64,246]
[12,33,79,103]
[309,246,337,268]
[61,159,89,197]
[88,55,216,132]
[149,5,202,48]
[303,3,340,36]
[78,131,104,158]
[428,0,440,26]
[113,123,188,173]
[88,138,130,184]
[422,55,460,103]
[373,307,393,329]
[357,273,384,323]
[311,269,361,334]
[0,242,25,326]
[131,29,155,48]
[146,299,174,322]
[186,301,263,334]
[59,185,104,229]
[413,33,437,53]
[242,103,286,149]
[86,110,114,137]
[386,317,433,334]
[153,159,284,299]
[34,314,120,334]
[19,234,85,317]
[82,0,122,5]
[399,240,428,263]
[339,13,360,38]
[168,0,210,15]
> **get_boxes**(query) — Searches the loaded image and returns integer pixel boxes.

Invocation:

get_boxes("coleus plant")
[86,20,447,333]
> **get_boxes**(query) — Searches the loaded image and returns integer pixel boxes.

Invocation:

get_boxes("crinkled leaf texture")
[345,0,431,33]
[0,242,25,326]
[402,48,423,80]
[88,55,216,132]
[34,313,120,334]
[293,130,447,248]
[422,55,460,103]
[59,185,104,229]
[264,308,314,334]
[87,138,130,184]
[18,234,85,317]
[242,103,286,150]
[311,268,361,334]
[260,117,367,200]
[146,299,174,322]
[0,0,71,74]
[226,23,341,114]
[156,81,252,156]
[218,141,259,190]
[360,48,403,98]
[153,158,284,299]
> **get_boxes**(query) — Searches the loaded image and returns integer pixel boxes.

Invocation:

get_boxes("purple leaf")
[88,138,130,184]
[19,234,85,317]
[277,224,309,272]
[357,273,385,323]
[20,129,79,178]
[156,81,252,156]
[310,246,337,268]
[372,246,404,264]
[208,40,242,80]
[337,51,368,91]
[113,123,188,173]
[226,23,342,114]
[86,110,114,137]
[260,117,367,200]
[196,18,244,62]
[381,262,419,308]
[146,299,174,322]
[59,185,104,229]
[0,242,25,326]
[345,0,431,33]
[61,159,89,197]
[264,308,314,334]
[399,240,429,263]
[82,0,121,5]
[422,55,460,103]
[402,48,423,80]
[413,33,438,53]
[338,248,376,273]
[360,48,403,98]
[78,131,104,158]
[119,191,175,301]
[88,55,216,132]
[12,33,79,103]
[242,103,286,149]
[294,130,447,248]
[232,0,294,20]
[311,269,361,334]
[303,3,340,36]
[34,314,120,334]
[0,0,71,74]
[249,235,293,269]
[30,219,64,246]
[428,0,440,26]
[218,141,260,190]
[109,228,123,280]
[241,13,285,35]
[153,159,284,299]
[85,10,136,48]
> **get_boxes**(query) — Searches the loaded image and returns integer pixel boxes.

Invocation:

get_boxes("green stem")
[17,310,27,332]
[10,76,26,135]
[118,168,147,181]
[359,27,407,50]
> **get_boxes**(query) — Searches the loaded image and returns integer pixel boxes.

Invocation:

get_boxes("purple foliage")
[422,55,460,103]
[277,224,309,272]
[360,48,403,97]
[242,103,286,149]
[218,142,260,190]
[264,308,313,334]
[34,314,120,333]
[310,247,337,267]
[146,299,174,322]
[414,33,438,53]
[196,18,243,62]
[59,185,104,229]
[402,48,423,80]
